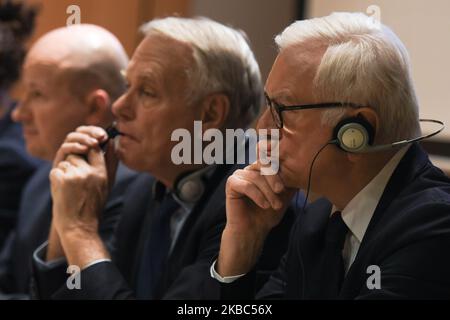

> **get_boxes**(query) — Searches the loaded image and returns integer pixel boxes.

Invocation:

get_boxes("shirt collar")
[332,145,410,243]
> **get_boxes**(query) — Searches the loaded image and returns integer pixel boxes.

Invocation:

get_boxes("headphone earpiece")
[332,115,375,153]
[173,167,212,203]
[176,175,205,203]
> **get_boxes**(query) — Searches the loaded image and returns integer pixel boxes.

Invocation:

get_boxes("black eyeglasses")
[265,92,362,128]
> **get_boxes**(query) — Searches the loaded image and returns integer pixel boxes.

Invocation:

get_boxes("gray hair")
[140,17,263,129]
[275,12,421,144]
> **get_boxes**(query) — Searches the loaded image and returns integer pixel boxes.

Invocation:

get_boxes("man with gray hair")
[211,12,450,299]
[31,17,295,299]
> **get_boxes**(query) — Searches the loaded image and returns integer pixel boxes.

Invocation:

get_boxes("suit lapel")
[13,163,52,290]
[167,164,234,264]
[360,144,429,247]
[294,198,332,298]
[17,164,52,242]
[340,143,430,298]
[295,144,430,299]
[114,174,155,285]
[155,164,234,297]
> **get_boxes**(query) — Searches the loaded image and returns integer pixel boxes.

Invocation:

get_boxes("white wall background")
[191,0,297,81]
[191,0,450,140]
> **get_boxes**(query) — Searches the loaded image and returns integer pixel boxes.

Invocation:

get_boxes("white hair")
[140,17,263,129]
[275,12,421,144]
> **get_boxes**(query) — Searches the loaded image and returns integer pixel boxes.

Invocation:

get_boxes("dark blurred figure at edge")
[0,0,41,254]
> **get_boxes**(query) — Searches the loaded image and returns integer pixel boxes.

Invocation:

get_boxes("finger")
[57,161,72,172]
[53,146,67,168]
[245,161,260,172]
[245,163,285,194]
[50,167,64,181]
[263,173,285,194]
[76,126,108,143]
[65,132,99,148]
[66,154,89,168]
[227,175,270,209]
[49,168,65,189]
[234,169,283,210]
[53,142,90,169]
[59,142,89,157]
[88,147,106,170]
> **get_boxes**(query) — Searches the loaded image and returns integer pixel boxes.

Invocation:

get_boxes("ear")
[84,89,113,126]
[199,93,230,131]
[346,107,379,163]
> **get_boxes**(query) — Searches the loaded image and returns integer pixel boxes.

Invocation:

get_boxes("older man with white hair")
[31,17,296,300]
[211,12,450,299]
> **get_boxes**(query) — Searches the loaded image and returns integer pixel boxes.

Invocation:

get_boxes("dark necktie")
[136,192,180,299]
[318,211,349,299]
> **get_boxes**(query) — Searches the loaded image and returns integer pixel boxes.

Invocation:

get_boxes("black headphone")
[331,115,444,153]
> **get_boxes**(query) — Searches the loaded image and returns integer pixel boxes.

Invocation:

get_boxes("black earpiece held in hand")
[100,125,122,152]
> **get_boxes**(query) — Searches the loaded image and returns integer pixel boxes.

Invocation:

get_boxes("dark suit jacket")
[0,162,137,297]
[0,103,41,250]
[32,163,297,299]
[220,143,450,299]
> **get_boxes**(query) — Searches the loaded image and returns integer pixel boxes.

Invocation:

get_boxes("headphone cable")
[302,141,334,212]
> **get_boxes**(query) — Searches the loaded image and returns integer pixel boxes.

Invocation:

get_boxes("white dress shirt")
[338,145,409,273]
[211,145,410,282]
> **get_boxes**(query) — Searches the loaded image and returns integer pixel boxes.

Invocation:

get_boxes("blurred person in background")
[0,23,137,299]
[0,0,41,254]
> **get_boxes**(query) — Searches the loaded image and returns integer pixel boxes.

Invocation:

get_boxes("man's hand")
[49,126,118,268]
[217,162,296,277]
